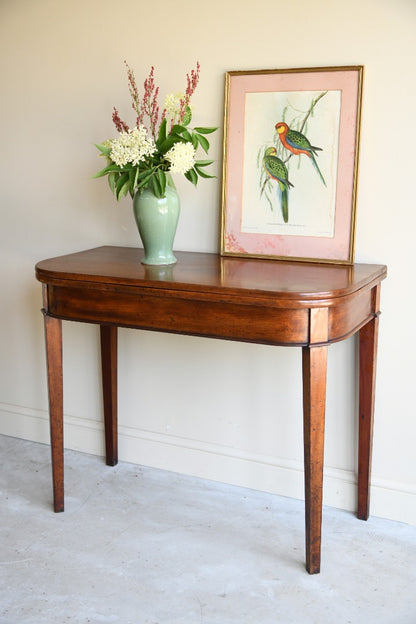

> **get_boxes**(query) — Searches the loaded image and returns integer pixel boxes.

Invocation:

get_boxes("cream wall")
[1,0,415,524]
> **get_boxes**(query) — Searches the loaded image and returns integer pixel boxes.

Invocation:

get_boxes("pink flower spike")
[178,62,200,124]
[124,60,141,120]
[140,66,161,138]
[112,107,129,133]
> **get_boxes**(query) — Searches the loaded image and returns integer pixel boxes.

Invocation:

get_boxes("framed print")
[221,66,363,264]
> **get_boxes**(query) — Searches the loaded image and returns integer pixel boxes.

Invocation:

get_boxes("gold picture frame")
[221,66,363,264]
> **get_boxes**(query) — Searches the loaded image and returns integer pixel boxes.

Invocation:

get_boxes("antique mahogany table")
[35,246,387,574]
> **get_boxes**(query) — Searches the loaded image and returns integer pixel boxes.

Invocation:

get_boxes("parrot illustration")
[275,122,326,187]
[262,147,294,223]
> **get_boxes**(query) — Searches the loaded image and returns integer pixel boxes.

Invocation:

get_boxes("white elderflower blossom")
[164,92,184,118]
[110,126,156,167]
[165,142,196,174]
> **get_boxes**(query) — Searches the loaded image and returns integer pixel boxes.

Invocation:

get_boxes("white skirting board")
[1,401,415,526]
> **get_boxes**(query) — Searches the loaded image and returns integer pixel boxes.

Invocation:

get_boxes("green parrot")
[262,147,294,223]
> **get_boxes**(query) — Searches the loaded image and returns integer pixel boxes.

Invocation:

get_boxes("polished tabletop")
[36,245,387,305]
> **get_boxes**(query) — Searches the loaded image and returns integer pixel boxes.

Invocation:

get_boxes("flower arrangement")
[94,62,217,200]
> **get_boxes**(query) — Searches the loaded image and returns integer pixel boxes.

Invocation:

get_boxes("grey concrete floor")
[1,434,415,624]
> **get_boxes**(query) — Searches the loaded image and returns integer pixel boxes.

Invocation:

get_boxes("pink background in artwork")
[223,69,361,262]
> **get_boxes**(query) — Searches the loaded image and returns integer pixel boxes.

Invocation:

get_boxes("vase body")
[133,185,180,265]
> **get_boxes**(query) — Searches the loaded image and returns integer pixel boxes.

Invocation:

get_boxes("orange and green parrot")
[275,122,326,187]
[262,147,293,223]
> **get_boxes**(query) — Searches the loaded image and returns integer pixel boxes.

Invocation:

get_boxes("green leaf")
[171,129,191,143]
[115,172,129,201]
[191,133,199,150]
[136,172,153,190]
[195,159,214,167]
[92,167,109,179]
[92,163,120,178]
[119,180,131,199]
[136,168,154,181]
[156,168,167,197]
[194,159,215,179]
[159,135,180,154]
[151,172,164,198]
[182,106,192,126]
[108,171,118,193]
[171,124,188,135]
[181,129,192,142]
[128,168,137,197]
[185,168,198,186]
[156,118,167,148]
[195,133,210,153]
[166,173,176,189]
[95,142,112,156]
[130,167,156,192]
[194,127,217,135]
[194,165,215,179]
[133,166,140,191]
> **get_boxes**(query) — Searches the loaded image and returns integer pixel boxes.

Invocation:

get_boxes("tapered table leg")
[43,312,64,512]
[100,325,118,466]
[357,295,380,520]
[302,344,328,574]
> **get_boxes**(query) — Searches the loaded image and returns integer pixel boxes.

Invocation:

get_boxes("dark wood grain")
[357,285,380,520]
[303,344,328,574]
[302,307,329,573]
[36,246,385,304]
[36,247,387,573]
[100,325,118,467]
[43,310,64,512]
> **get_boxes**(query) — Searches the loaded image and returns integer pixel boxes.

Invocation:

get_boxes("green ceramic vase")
[133,184,180,265]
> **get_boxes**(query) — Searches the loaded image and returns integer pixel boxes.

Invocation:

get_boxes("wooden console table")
[35,246,386,574]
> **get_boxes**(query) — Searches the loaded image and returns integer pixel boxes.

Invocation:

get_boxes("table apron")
[44,283,376,347]
[46,284,307,345]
